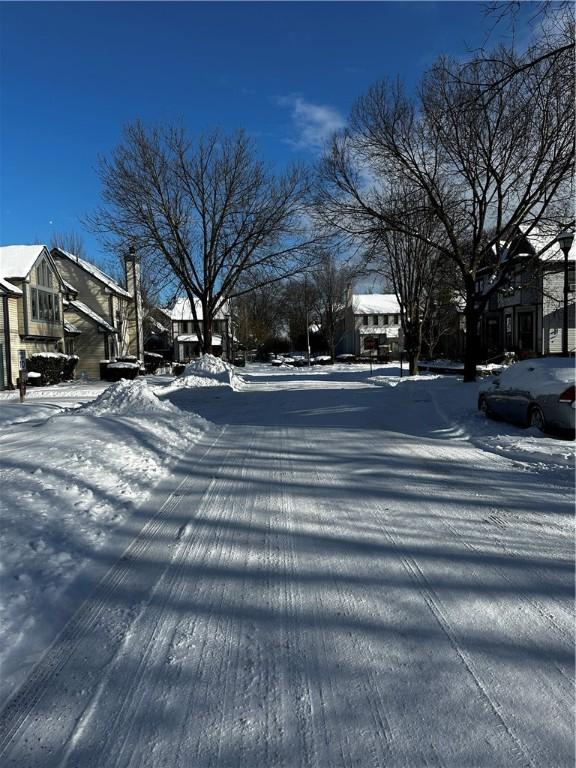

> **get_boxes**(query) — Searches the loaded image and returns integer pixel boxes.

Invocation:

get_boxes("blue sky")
[1,1,534,268]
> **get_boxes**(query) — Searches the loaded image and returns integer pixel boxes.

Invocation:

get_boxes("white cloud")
[277,94,345,153]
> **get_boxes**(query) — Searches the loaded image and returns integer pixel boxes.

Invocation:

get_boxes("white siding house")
[337,293,402,357]
[167,298,232,361]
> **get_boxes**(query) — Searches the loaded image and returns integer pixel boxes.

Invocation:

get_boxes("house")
[51,247,143,379]
[144,306,173,360]
[477,226,575,359]
[0,245,66,389]
[167,297,232,361]
[336,292,402,357]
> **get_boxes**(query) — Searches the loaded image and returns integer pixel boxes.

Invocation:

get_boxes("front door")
[517,312,534,354]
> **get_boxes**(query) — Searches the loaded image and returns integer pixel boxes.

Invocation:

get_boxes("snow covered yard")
[0,361,574,767]
[0,376,211,699]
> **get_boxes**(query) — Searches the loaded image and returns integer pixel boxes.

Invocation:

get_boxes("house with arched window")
[0,245,66,389]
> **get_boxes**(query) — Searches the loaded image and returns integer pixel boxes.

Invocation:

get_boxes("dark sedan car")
[478,357,575,435]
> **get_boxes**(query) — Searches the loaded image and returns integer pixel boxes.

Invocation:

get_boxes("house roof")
[167,297,229,321]
[0,276,23,295]
[62,278,78,294]
[175,334,222,344]
[64,320,82,335]
[148,317,169,333]
[52,248,132,298]
[352,294,400,315]
[0,244,50,280]
[67,299,118,334]
[520,225,576,263]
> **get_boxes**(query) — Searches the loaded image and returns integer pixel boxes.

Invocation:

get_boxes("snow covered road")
[0,366,573,767]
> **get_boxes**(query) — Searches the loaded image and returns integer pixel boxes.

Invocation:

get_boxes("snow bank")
[184,353,233,378]
[161,354,238,393]
[80,378,178,416]
[369,373,441,387]
[0,382,211,699]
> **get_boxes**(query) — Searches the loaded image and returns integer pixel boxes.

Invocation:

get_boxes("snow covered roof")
[0,276,22,295]
[52,248,132,298]
[520,225,576,263]
[0,245,50,280]
[148,317,169,333]
[175,334,222,344]
[62,278,78,294]
[68,300,118,334]
[352,294,400,315]
[167,297,229,321]
[64,320,82,335]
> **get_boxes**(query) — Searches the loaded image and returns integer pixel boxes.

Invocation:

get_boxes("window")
[383,315,389,325]
[373,315,379,325]
[394,315,399,324]
[362,316,368,326]
[31,287,60,322]
[36,260,53,288]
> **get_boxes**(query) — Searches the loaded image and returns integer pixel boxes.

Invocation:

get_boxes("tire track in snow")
[302,431,560,768]
[0,428,233,766]
[285,432,401,768]
[402,441,574,665]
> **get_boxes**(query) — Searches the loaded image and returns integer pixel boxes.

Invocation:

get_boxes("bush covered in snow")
[100,358,141,382]
[144,351,164,374]
[26,352,79,385]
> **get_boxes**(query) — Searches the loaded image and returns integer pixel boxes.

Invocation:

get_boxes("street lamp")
[557,228,574,356]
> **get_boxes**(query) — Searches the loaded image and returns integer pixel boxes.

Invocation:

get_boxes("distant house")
[477,226,575,359]
[336,292,402,357]
[167,298,232,361]
[144,307,173,360]
[0,245,66,389]
[51,247,143,379]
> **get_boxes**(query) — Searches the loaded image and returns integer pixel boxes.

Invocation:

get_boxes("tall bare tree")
[50,230,87,259]
[365,204,443,374]
[317,30,574,381]
[88,122,314,353]
[309,250,356,361]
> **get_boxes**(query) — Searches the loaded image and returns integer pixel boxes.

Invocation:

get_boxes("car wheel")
[528,405,546,432]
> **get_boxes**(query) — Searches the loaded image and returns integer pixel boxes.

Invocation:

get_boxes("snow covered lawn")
[0,377,211,698]
[0,361,573,767]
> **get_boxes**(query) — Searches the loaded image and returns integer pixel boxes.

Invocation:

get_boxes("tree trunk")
[407,352,419,375]
[202,299,213,355]
[463,302,480,383]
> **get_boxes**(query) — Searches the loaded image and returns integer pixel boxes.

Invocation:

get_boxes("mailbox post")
[18,350,27,403]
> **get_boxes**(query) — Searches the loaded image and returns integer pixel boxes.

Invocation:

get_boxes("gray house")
[478,226,575,359]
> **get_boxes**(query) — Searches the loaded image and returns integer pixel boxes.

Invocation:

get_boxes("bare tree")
[317,32,574,381]
[88,122,314,353]
[234,282,287,351]
[366,209,443,374]
[50,230,87,259]
[309,249,355,361]
[479,1,574,96]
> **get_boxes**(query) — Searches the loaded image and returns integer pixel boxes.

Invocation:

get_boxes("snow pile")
[79,378,178,416]
[0,382,211,699]
[162,354,238,392]
[183,353,233,380]
[369,373,441,387]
